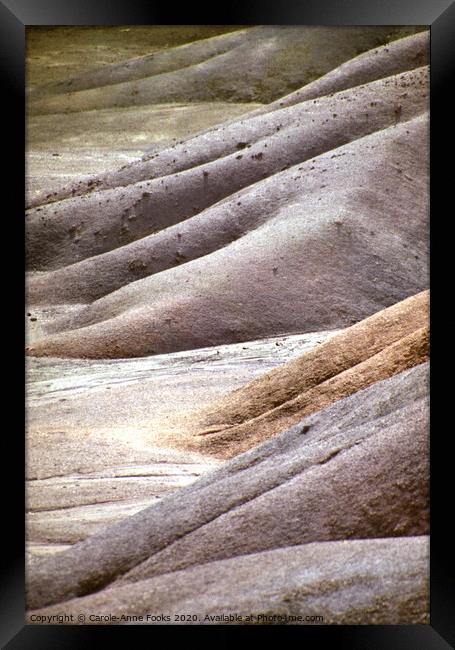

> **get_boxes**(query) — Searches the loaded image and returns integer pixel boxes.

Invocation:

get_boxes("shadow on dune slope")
[26,30,428,209]
[28,26,424,116]
[27,361,429,611]
[174,291,429,458]
[27,111,429,358]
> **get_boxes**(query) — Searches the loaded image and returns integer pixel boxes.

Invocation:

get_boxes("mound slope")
[26,31,428,210]
[27,362,429,609]
[27,28,250,100]
[27,65,429,283]
[27,111,429,358]
[28,26,423,116]
[248,30,429,117]
[177,291,428,457]
[26,26,431,627]
[28,536,428,624]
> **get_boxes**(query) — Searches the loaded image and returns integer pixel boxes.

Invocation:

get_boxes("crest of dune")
[26,27,429,360]
[26,109,429,358]
[25,26,430,627]
[27,362,429,612]
[173,291,429,458]
[26,29,428,208]
[28,26,424,116]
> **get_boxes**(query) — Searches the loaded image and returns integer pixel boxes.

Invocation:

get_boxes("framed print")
[2,0,453,647]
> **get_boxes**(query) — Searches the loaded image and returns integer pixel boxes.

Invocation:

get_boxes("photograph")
[0,1,451,644]
[24,22,431,626]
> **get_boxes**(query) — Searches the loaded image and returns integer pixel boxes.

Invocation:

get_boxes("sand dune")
[27,362,428,609]
[28,26,423,116]
[26,32,429,361]
[27,111,429,358]
[26,26,430,626]
[28,28,251,100]
[26,31,428,212]
[26,26,243,88]
[26,289,427,551]
[247,30,429,117]
[27,64,428,282]
[29,28,427,106]
[26,66,429,273]
[177,291,428,457]
[25,332,333,564]
[27,536,429,624]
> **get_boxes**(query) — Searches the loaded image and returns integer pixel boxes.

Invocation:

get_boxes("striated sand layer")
[26,26,430,626]
[178,291,429,457]
[27,362,429,611]
[26,332,333,561]
[28,536,429,625]
[28,26,423,115]
[26,111,429,358]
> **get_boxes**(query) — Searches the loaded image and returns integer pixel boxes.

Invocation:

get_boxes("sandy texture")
[26,66,429,273]
[26,332,332,561]
[28,26,423,115]
[26,26,261,206]
[26,30,428,209]
[26,110,429,358]
[26,456,218,551]
[27,26,243,87]
[25,26,430,626]
[26,331,333,445]
[26,103,260,200]
[28,536,429,625]
[27,362,429,610]
[180,291,428,457]
[27,28,250,99]
[26,30,429,367]
[246,30,429,117]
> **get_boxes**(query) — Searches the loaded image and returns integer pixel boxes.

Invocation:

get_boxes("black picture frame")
[3,0,453,647]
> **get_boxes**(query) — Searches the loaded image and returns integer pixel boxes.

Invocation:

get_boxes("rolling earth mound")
[25,26,430,627]
[27,111,429,358]
[27,362,429,612]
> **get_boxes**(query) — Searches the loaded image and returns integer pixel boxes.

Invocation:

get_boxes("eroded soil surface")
[26,26,429,625]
